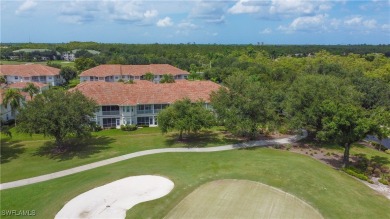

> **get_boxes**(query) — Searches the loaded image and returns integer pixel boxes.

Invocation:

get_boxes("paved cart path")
[0,132,306,190]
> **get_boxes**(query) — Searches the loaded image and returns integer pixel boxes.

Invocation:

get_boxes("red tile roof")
[71,80,221,105]
[0,64,60,77]
[8,82,48,89]
[79,64,189,77]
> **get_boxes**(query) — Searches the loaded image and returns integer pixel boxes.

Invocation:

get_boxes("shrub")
[373,168,382,177]
[343,167,369,181]
[386,150,390,155]
[278,126,289,134]
[366,166,374,175]
[89,122,102,132]
[120,124,137,131]
[325,152,331,156]
[379,178,389,185]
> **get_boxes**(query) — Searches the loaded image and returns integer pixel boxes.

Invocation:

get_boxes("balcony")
[137,109,153,114]
[102,111,120,116]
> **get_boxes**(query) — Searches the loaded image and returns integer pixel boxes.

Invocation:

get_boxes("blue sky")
[1,0,389,44]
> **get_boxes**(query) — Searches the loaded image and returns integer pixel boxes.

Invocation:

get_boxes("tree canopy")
[16,89,98,149]
[158,98,215,140]
[211,73,276,139]
[60,66,78,84]
[316,101,372,166]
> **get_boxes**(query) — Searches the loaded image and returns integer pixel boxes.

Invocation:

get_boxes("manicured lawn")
[0,127,240,182]
[165,179,323,219]
[1,149,389,219]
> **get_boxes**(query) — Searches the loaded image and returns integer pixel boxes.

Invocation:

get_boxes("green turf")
[0,127,240,182]
[165,179,323,219]
[1,149,389,219]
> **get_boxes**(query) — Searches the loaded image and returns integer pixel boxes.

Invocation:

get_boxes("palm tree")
[22,82,39,100]
[2,88,24,125]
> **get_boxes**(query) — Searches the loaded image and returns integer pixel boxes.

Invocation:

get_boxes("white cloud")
[144,10,158,19]
[228,0,263,14]
[15,0,37,15]
[260,28,272,34]
[344,16,363,26]
[344,16,377,29]
[157,17,173,27]
[382,24,390,31]
[178,21,198,29]
[279,14,328,33]
[190,0,227,24]
[363,19,377,29]
[228,0,332,19]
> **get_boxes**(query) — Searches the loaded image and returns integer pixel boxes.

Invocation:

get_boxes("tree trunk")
[342,142,351,168]
[179,130,183,141]
[55,137,65,150]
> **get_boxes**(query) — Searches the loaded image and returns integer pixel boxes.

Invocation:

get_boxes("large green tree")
[60,66,78,84]
[16,89,98,149]
[284,74,361,135]
[316,101,371,167]
[158,98,215,140]
[22,82,39,100]
[74,57,97,72]
[211,73,275,139]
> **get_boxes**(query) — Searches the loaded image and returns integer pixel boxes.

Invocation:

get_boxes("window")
[23,77,29,81]
[102,105,119,111]
[137,117,149,125]
[137,105,152,114]
[15,76,18,80]
[102,105,120,115]
[126,106,130,112]
[102,118,117,128]
[48,77,52,79]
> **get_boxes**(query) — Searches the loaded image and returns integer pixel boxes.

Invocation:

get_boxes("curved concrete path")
[0,131,307,190]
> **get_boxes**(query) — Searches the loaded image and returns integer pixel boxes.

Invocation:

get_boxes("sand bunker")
[55,175,174,219]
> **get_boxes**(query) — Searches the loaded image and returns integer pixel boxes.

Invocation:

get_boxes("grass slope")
[165,179,323,219]
[1,149,389,219]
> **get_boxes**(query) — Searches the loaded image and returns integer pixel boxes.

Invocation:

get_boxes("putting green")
[165,179,323,219]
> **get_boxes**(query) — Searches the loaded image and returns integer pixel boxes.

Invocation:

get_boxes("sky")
[1,0,389,44]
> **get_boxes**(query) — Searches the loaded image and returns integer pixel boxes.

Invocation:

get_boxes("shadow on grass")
[371,155,390,166]
[33,136,115,161]
[165,130,242,148]
[0,140,26,164]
